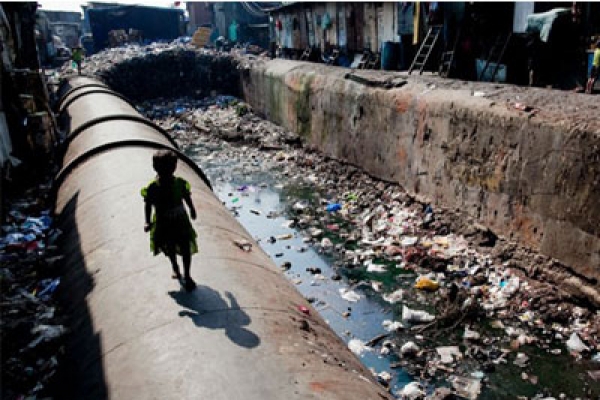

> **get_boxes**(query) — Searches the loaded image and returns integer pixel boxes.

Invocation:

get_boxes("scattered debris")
[233,239,252,252]
[450,376,481,400]
[297,305,310,315]
[400,341,420,357]
[414,276,440,291]
[402,305,435,324]
[566,332,590,353]
[348,339,371,356]
[398,381,425,399]
[366,333,391,347]
[143,88,600,397]
[0,179,65,399]
[436,346,462,365]
[382,289,404,304]
[339,288,362,303]
[383,320,404,332]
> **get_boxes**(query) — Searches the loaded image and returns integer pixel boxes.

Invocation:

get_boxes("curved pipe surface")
[58,88,138,115]
[54,77,391,399]
[55,140,211,193]
[56,75,107,99]
[55,82,109,111]
[55,81,211,191]
[62,114,179,149]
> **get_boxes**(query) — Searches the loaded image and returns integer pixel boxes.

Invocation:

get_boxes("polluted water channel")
[142,97,600,400]
[188,148,412,394]
[184,145,595,400]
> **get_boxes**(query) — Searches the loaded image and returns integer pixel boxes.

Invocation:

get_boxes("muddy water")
[183,141,598,399]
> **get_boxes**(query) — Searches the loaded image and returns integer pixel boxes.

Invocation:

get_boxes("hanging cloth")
[321,12,332,30]
[228,20,238,42]
[398,2,414,36]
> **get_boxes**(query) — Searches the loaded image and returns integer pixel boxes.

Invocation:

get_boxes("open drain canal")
[143,97,599,399]
[195,164,413,395]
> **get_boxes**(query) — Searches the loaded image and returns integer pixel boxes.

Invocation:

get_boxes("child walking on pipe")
[142,150,198,291]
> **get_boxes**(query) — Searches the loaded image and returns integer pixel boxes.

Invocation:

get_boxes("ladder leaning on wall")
[479,32,512,82]
[409,25,443,75]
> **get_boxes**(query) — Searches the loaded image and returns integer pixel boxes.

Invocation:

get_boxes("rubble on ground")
[0,179,66,399]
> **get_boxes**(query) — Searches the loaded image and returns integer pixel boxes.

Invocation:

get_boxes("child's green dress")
[141,176,198,256]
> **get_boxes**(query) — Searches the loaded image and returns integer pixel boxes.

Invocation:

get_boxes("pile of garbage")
[0,180,66,399]
[140,96,300,150]
[278,154,599,397]
[143,96,600,398]
[55,42,241,102]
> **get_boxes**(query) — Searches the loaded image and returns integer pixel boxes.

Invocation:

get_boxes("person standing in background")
[228,20,239,45]
[586,40,600,94]
[71,46,84,75]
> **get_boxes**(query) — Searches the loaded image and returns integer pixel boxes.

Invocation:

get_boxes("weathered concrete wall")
[242,59,600,285]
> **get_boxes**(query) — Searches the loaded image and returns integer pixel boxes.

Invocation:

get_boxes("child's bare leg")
[180,243,195,290]
[166,246,181,279]
[181,244,191,279]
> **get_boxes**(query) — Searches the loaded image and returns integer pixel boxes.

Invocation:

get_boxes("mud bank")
[241,59,600,297]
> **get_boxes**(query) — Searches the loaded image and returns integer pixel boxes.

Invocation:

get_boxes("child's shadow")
[168,286,260,349]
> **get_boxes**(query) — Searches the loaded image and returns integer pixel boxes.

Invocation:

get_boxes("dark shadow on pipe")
[52,140,212,197]
[55,83,108,111]
[168,288,261,349]
[51,192,108,400]
[56,74,105,99]
[58,89,138,116]
[60,114,180,150]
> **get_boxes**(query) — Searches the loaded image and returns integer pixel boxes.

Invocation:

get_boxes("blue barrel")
[381,41,400,70]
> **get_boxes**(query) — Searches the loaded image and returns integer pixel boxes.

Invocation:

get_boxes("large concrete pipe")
[55,75,109,111]
[54,76,392,399]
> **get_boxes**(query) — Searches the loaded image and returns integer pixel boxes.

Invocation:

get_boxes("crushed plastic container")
[414,276,440,291]
[326,203,342,212]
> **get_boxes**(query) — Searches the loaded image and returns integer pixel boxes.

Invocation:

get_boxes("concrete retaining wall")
[242,59,600,285]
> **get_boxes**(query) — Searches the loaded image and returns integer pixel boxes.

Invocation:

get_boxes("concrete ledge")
[242,59,600,285]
